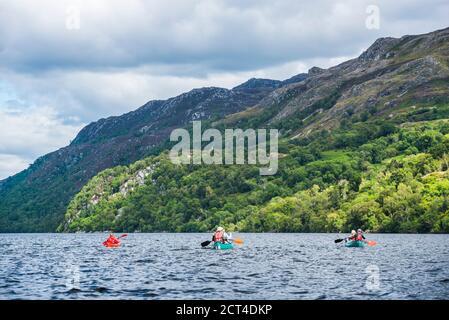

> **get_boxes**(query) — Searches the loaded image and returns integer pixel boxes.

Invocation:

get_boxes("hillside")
[60,28,449,233]
[219,27,449,136]
[0,78,294,232]
[61,119,449,233]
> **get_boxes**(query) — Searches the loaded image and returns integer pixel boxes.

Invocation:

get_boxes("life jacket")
[107,236,119,244]
[355,233,363,241]
[214,231,224,243]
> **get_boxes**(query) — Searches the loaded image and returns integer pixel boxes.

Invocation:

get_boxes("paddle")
[334,238,347,243]
[201,240,212,247]
[231,238,244,245]
[201,237,244,247]
[366,240,377,246]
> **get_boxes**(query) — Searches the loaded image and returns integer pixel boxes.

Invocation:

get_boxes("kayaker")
[105,233,120,245]
[212,227,230,244]
[347,229,366,242]
[347,230,357,241]
[356,229,366,241]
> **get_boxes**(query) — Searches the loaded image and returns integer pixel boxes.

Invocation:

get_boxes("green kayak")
[345,240,366,248]
[213,241,234,250]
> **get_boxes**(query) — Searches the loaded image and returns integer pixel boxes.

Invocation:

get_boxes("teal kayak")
[345,240,366,248]
[213,242,234,250]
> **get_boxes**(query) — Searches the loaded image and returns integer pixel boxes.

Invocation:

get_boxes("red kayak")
[102,234,127,248]
[103,241,120,248]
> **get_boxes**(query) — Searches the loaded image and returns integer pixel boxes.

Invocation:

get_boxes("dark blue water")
[0,233,448,299]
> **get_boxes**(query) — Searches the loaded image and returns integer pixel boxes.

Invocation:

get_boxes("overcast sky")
[0,0,448,179]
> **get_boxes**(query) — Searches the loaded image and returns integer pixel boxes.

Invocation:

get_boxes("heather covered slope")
[220,27,449,136]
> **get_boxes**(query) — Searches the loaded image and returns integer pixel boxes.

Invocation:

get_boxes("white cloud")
[0,106,83,179]
[0,154,30,180]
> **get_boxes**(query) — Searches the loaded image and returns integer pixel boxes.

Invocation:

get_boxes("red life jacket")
[214,231,224,242]
[355,234,363,241]
[107,236,119,244]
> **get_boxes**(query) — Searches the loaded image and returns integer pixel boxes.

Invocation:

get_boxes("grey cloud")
[0,105,82,160]
[1,0,447,74]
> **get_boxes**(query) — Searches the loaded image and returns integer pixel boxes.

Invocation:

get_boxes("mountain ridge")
[218,26,449,138]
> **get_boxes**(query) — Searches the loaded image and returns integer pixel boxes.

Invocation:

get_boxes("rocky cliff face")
[221,27,449,138]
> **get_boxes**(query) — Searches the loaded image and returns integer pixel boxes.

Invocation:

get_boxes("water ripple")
[0,233,448,299]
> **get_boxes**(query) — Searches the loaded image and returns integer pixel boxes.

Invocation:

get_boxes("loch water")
[0,233,448,299]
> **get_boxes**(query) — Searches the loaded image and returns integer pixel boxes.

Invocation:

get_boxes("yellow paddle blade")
[233,238,244,245]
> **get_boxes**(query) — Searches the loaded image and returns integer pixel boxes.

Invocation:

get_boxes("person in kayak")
[347,230,357,241]
[105,233,120,245]
[356,229,366,241]
[212,227,230,244]
[348,229,366,241]
[347,229,366,241]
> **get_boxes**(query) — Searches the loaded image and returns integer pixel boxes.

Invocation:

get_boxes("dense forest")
[60,104,449,233]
